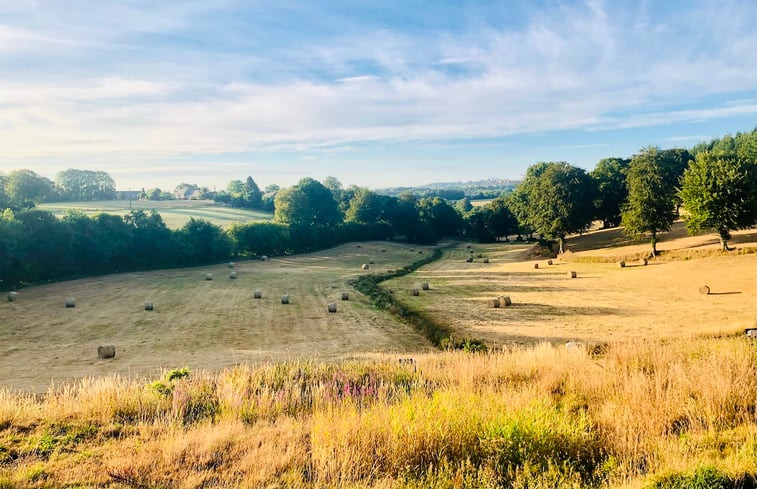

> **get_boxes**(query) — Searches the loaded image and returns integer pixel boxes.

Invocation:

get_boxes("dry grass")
[0,242,435,392]
[1,338,756,488]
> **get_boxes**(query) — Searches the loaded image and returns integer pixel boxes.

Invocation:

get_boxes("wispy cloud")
[0,0,756,187]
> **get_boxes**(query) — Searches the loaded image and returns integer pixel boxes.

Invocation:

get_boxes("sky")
[1,0,756,191]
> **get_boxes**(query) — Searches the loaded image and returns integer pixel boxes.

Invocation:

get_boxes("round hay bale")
[261,255,269,261]
[387,269,395,273]
[205,273,213,280]
[699,285,710,295]
[361,264,370,270]
[547,260,553,265]
[144,301,154,311]
[411,288,420,296]
[418,250,423,254]
[380,248,386,253]
[565,341,583,350]
[281,294,289,304]
[254,290,262,299]
[327,302,337,313]
[617,261,626,268]
[483,258,490,263]
[341,292,349,301]
[466,244,472,249]
[642,258,648,266]
[533,263,539,269]
[477,253,483,258]
[465,256,473,263]
[7,291,17,302]
[65,298,76,308]
[97,345,115,359]
[369,259,374,264]
[421,282,430,290]
[410,248,415,252]
[498,296,512,307]
[228,262,235,268]
[356,244,362,248]
[567,271,577,279]
[229,271,238,279]
[488,298,500,308]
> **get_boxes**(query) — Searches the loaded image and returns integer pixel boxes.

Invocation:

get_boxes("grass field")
[38,199,273,229]
[0,242,434,392]
[383,227,757,346]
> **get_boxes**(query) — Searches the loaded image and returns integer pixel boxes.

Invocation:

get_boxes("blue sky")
[1,1,756,191]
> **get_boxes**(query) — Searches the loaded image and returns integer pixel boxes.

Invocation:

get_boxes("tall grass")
[1,338,756,487]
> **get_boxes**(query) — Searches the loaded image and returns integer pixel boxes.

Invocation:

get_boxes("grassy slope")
[38,200,273,229]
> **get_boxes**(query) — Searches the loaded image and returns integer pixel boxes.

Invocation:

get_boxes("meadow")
[38,200,273,229]
[1,229,756,487]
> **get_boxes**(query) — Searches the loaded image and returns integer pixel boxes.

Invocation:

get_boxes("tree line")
[465,128,757,254]
[2,128,755,289]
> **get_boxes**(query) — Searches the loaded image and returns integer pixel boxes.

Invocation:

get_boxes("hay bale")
[465,256,473,263]
[488,299,500,308]
[477,253,483,258]
[411,288,420,296]
[229,271,238,279]
[483,258,490,263]
[410,248,415,252]
[418,250,423,254]
[7,291,17,302]
[341,292,349,301]
[369,259,374,264]
[498,295,512,307]
[144,301,154,311]
[744,328,757,338]
[380,248,386,253]
[281,294,289,304]
[466,244,472,249]
[261,255,269,261]
[356,244,362,248]
[547,260,553,265]
[617,261,626,268]
[97,345,115,359]
[327,302,337,313]
[65,298,76,308]
[565,341,583,350]
[228,262,235,268]
[421,282,430,290]
[699,285,710,295]
[567,271,577,279]
[205,273,213,280]
[254,290,262,299]
[361,264,370,270]
[533,263,539,269]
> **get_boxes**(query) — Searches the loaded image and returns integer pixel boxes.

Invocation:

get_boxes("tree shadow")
[708,291,742,296]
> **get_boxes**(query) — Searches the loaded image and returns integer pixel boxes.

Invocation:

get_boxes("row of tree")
[0,169,118,208]
[466,129,757,254]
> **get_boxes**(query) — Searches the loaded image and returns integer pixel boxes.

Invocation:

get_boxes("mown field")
[38,200,273,229]
[383,229,757,346]
[2,229,757,487]
[0,242,434,392]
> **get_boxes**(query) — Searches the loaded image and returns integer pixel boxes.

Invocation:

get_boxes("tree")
[621,147,677,255]
[345,188,387,224]
[5,170,53,208]
[243,176,263,209]
[680,151,757,251]
[177,218,231,263]
[274,178,342,229]
[591,157,630,227]
[55,169,116,201]
[488,195,518,240]
[417,197,464,239]
[519,162,595,253]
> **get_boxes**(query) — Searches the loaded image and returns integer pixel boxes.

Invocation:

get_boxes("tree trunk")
[558,236,565,254]
[650,232,658,256]
[719,234,730,251]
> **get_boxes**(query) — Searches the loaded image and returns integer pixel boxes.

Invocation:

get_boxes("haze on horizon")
[1,1,756,191]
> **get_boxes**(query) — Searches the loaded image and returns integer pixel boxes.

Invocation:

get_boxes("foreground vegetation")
[1,337,755,488]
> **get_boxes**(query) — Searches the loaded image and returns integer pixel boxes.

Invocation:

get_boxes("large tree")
[621,147,678,255]
[4,169,53,209]
[55,169,116,201]
[591,157,630,228]
[274,178,342,229]
[680,151,757,251]
[519,162,595,253]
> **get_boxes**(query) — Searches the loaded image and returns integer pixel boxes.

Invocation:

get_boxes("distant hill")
[374,178,520,200]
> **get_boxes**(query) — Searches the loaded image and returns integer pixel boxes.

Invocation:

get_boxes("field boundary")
[352,244,485,350]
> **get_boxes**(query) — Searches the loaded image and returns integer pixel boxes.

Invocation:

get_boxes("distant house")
[173,185,203,200]
[115,190,141,200]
